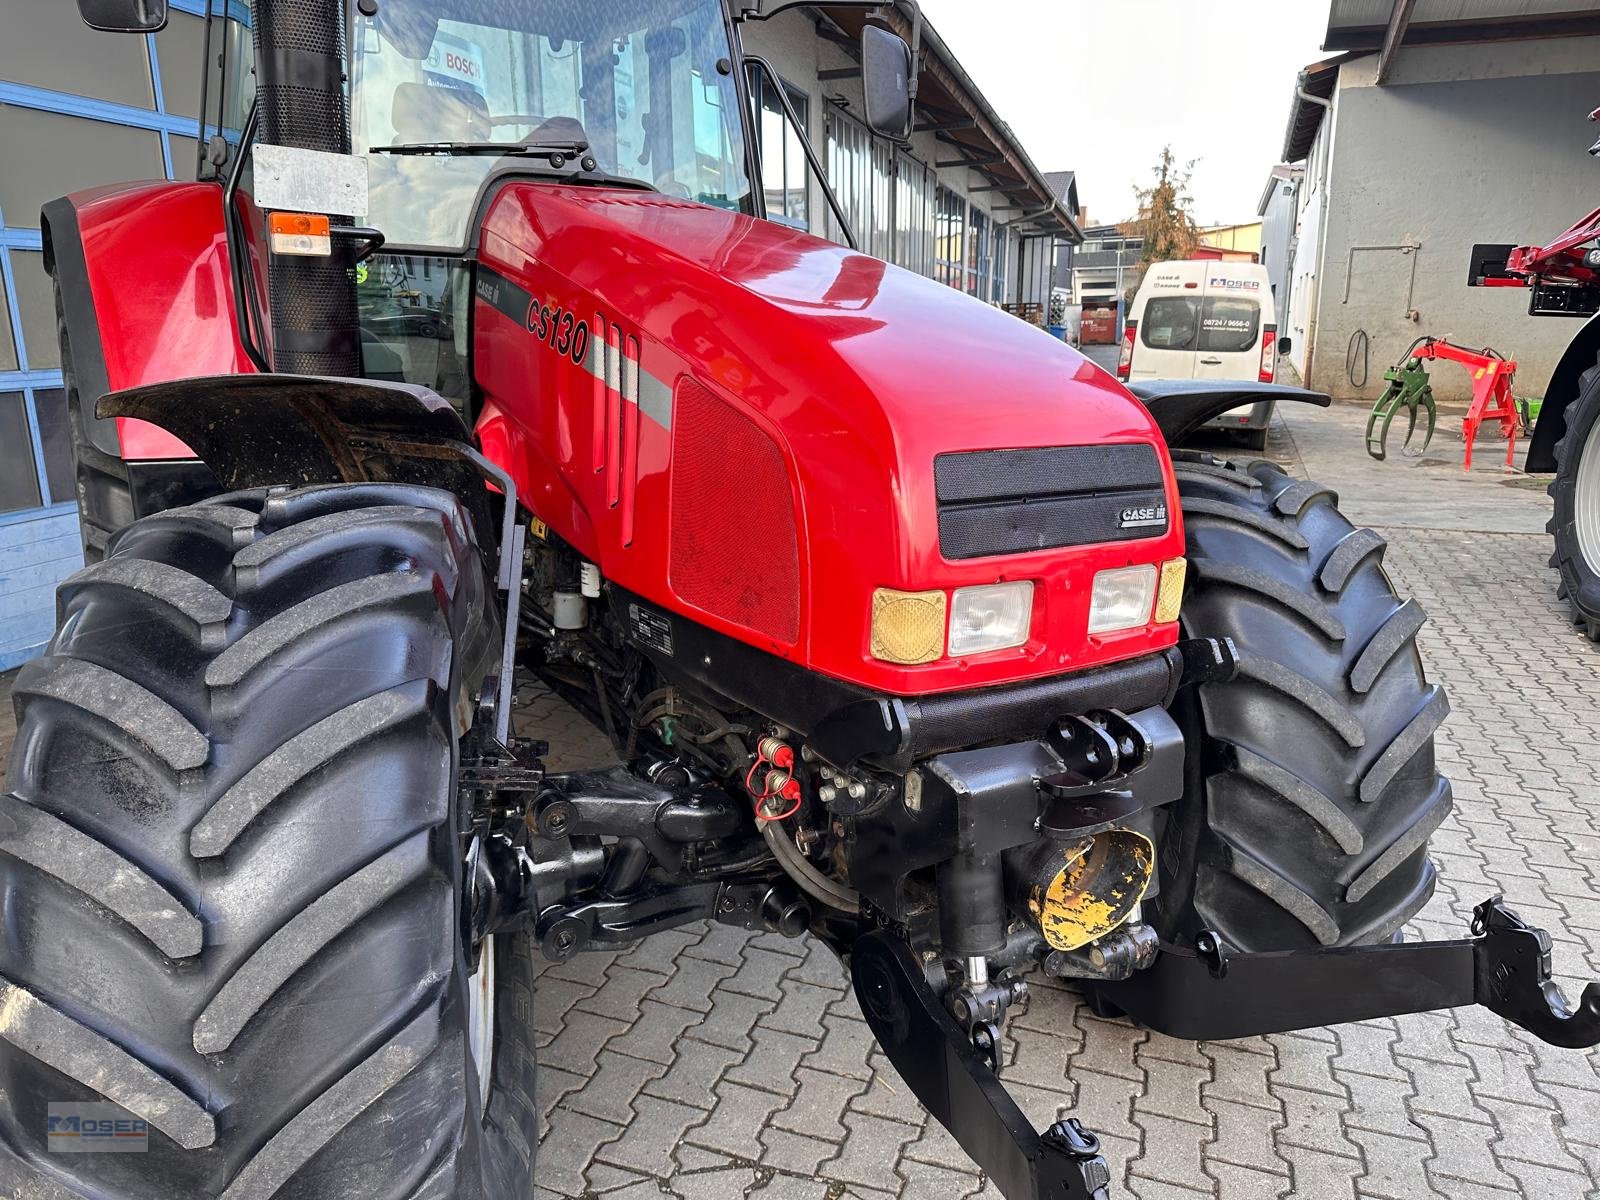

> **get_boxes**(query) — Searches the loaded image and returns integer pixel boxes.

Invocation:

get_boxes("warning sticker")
[629,604,674,656]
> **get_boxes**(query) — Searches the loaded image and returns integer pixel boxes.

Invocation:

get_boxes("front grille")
[935,444,1168,560]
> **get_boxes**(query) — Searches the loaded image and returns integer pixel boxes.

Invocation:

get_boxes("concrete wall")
[1306,38,1600,400]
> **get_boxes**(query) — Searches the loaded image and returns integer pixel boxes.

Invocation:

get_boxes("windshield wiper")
[372,140,594,169]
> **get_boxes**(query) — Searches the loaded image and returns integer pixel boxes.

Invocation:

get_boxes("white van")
[1116,260,1286,449]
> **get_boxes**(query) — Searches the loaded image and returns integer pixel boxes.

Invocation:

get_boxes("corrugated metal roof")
[1330,0,1598,29]
[1325,0,1600,48]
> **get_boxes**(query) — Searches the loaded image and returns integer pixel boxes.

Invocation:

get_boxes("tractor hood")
[474,184,1184,694]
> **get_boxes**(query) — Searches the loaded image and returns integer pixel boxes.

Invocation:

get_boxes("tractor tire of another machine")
[1547,355,1600,640]
[0,484,537,1200]
[1152,454,1453,952]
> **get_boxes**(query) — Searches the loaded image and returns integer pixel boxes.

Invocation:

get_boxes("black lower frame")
[849,896,1600,1200]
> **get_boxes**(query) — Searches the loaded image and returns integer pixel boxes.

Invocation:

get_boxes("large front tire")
[1548,356,1600,640]
[1153,455,1452,952]
[0,484,535,1199]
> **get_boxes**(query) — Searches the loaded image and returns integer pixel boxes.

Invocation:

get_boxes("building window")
[968,205,991,298]
[753,72,809,229]
[0,392,42,515]
[894,149,934,275]
[935,185,965,289]
[992,223,1009,304]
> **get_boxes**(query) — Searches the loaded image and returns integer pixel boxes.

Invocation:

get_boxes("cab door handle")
[1200,357,1223,365]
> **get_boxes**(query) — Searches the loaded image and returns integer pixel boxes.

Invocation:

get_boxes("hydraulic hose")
[760,819,860,915]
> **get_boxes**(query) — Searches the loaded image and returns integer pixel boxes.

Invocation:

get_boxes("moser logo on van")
[1119,503,1167,529]
[1208,276,1261,290]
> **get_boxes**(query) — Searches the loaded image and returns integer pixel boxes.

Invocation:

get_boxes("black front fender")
[1527,308,1600,473]
[98,373,496,543]
[1126,380,1331,445]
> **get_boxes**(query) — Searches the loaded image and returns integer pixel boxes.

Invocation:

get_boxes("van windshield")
[352,0,752,249]
[1141,296,1261,353]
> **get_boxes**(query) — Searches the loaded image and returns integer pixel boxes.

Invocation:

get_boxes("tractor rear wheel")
[1548,355,1600,639]
[1152,455,1452,951]
[0,484,536,1199]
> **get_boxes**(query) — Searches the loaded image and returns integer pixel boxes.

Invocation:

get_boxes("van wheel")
[1152,454,1451,950]
[0,484,536,1199]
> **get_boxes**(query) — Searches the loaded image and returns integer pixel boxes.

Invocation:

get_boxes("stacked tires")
[0,485,535,1199]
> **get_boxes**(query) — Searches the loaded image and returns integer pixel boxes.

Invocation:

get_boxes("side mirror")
[77,0,167,32]
[862,25,913,141]
[1276,336,1292,355]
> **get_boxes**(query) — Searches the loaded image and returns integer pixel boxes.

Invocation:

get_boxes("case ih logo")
[1119,503,1167,529]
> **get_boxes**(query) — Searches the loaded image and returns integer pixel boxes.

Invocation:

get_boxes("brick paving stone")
[565,1050,668,1126]
[576,965,671,1022]
[758,1126,837,1175]
[1130,1113,1213,1189]
[538,1108,627,1197]
[1348,1126,1444,1199]
[895,1159,982,1200]
[746,1176,831,1200]
[593,1095,703,1179]
[1205,1161,1292,1199]
[688,1081,789,1160]
[607,1000,704,1066]
[851,1050,935,1125]
[1201,1043,1281,1111]
[723,1025,817,1097]
[771,1066,870,1141]
[1274,1143,1362,1200]
[688,988,779,1053]
[760,979,838,1040]
[1273,1084,1361,1159]
[1137,1057,1212,1123]
[541,1010,629,1076]
[1204,1098,1287,1174]
[642,1037,743,1110]
[720,945,799,1000]
[821,1112,920,1193]
[1337,1072,1426,1141]
[801,1014,877,1081]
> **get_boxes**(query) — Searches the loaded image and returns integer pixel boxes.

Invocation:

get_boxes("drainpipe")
[1295,78,1333,389]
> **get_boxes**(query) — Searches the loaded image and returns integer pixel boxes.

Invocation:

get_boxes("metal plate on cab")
[252,144,370,218]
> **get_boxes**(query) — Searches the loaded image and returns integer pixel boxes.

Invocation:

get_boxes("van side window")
[1141,298,1200,350]
[1198,298,1261,353]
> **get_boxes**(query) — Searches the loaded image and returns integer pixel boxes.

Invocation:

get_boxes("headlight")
[949,582,1034,656]
[1088,565,1157,634]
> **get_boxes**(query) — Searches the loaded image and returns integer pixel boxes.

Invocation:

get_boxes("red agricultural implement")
[3,4,1599,1200]
[1364,336,1521,469]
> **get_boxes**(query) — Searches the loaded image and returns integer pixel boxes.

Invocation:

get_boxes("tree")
[1124,146,1198,301]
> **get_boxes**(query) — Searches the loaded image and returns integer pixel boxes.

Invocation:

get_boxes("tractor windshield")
[352,0,752,249]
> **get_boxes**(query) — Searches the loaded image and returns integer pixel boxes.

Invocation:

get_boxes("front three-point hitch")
[850,897,1600,1200]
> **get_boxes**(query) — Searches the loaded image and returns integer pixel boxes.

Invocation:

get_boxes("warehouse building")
[1277,1,1600,400]
[0,1,1082,670]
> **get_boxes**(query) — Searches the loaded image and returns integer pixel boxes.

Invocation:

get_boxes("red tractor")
[4,3,1598,1199]
[1470,169,1600,638]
